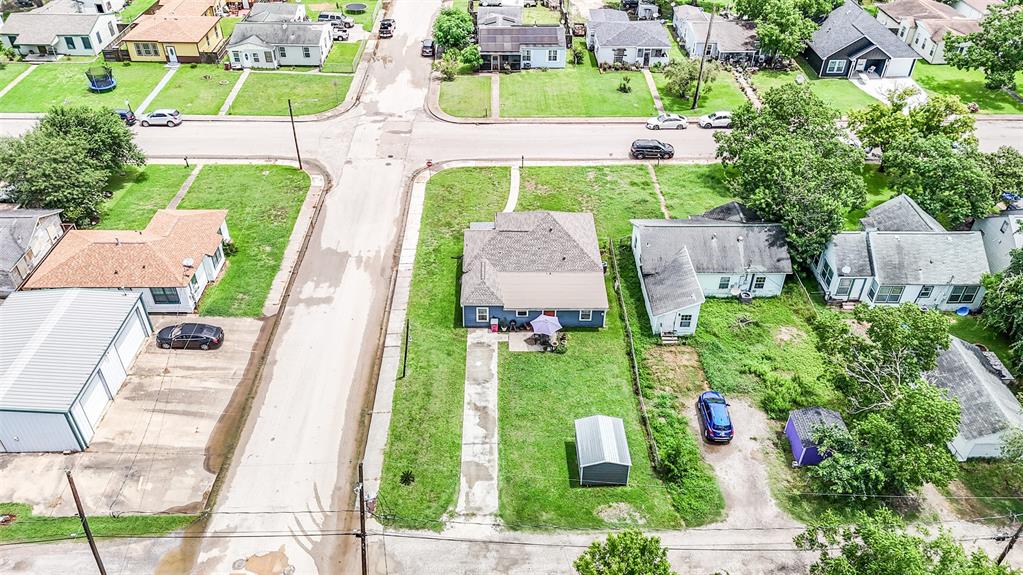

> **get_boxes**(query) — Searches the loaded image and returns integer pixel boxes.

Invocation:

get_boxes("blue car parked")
[697,391,734,443]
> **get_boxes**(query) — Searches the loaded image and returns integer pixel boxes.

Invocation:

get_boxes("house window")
[918,285,933,299]
[753,276,766,290]
[825,59,846,74]
[475,307,489,323]
[1001,220,1010,234]
[678,314,693,328]
[253,52,260,62]
[820,259,835,287]
[211,245,223,267]
[96,30,102,44]
[836,278,853,297]
[613,49,625,63]
[302,46,311,58]
[136,42,158,56]
[108,21,116,36]
[232,51,240,62]
[82,36,92,50]
[899,26,907,38]
[150,287,181,305]
[947,285,979,304]
[522,50,531,62]
[190,274,199,288]
[264,51,273,62]
[516,310,529,317]
[812,254,821,271]
[718,276,730,290]
[65,37,76,49]
[579,310,593,322]
[929,44,935,57]
[873,285,905,304]
[547,49,558,62]
[278,46,287,58]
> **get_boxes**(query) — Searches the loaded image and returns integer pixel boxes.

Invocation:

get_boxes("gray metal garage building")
[575,415,632,486]
[0,289,152,453]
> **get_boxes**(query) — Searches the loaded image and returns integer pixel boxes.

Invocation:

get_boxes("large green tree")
[716,84,865,262]
[848,88,974,163]
[574,530,676,575]
[987,146,1023,200]
[755,0,817,59]
[946,0,1023,90]
[37,105,144,173]
[662,58,718,100]
[433,8,474,50]
[982,249,1023,373]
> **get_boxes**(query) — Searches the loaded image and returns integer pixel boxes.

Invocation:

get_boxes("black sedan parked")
[630,139,674,159]
[156,323,224,350]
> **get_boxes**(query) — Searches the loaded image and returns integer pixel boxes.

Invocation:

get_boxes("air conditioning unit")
[523,62,532,69]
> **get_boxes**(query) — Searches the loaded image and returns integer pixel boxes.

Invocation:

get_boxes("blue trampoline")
[86,65,116,92]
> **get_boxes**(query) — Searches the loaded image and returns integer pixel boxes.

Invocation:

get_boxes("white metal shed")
[575,415,632,486]
[0,289,151,453]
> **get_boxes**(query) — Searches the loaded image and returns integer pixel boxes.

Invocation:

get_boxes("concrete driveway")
[0,316,265,516]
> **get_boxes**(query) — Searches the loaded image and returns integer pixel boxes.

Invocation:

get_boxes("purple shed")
[784,407,847,466]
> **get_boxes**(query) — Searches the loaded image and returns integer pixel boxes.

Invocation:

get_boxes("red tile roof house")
[23,209,231,313]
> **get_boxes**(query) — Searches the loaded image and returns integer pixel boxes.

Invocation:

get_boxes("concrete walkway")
[853,74,928,107]
[0,65,36,99]
[166,163,202,209]
[454,330,504,520]
[503,165,520,212]
[643,68,665,115]
[136,66,179,116]
[490,74,500,119]
[218,68,250,116]
[733,69,761,109]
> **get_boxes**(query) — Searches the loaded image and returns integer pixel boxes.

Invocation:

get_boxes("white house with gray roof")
[811,195,989,311]
[0,8,119,58]
[972,208,1022,274]
[673,5,759,61]
[589,15,670,67]
[227,21,331,68]
[631,202,794,336]
[244,2,306,22]
[925,337,1021,461]
[460,211,608,329]
[804,1,920,78]
[0,208,64,298]
[477,24,566,71]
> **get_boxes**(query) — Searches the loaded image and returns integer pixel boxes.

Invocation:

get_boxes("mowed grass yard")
[438,75,491,118]
[913,63,1023,115]
[321,41,365,74]
[522,5,563,24]
[0,62,167,112]
[97,165,194,229]
[654,164,734,218]
[177,165,310,316]
[149,64,241,115]
[228,72,352,116]
[749,59,878,113]
[0,62,29,92]
[377,167,511,529]
[654,70,748,117]
[0,502,194,544]
[118,0,159,22]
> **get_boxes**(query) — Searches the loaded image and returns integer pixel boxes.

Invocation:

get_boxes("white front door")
[166,45,178,63]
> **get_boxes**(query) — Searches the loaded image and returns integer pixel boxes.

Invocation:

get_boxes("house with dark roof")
[875,0,979,64]
[810,195,989,311]
[630,203,793,336]
[804,1,920,78]
[0,208,64,298]
[0,8,119,58]
[588,13,669,67]
[672,5,759,62]
[459,211,608,328]
[477,24,566,71]
[477,5,522,27]
[227,21,331,68]
[925,337,1021,461]
[972,208,1022,274]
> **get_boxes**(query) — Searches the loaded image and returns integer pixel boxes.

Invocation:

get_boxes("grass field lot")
[220,16,241,39]
[913,63,1023,115]
[149,65,240,115]
[949,315,1015,366]
[345,0,379,30]
[321,41,365,74]
[228,72,352,115]
[0,62,29,92]
[118,0,159,22]
[377,167,511,529]
[654,71,748,117]
[844,165,896,229]
[500,41,654,117]
[946,461,1023,520]
[749,60,878,113]
[522,5,563,24]
[177,165,309,316]
[0,502,194,544]
[0,62,166,113]
[438,75,491,118]
[97,165,193,230]
[654,164,734,219]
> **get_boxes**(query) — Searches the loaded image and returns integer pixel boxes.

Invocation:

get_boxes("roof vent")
[841,266,851,274]
[182,257,195,268]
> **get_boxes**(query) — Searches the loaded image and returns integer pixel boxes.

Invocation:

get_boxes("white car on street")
[698,111,732,129]
[646,113,688,130]
[141,109,182,127]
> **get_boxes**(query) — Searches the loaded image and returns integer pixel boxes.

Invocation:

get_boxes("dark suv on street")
[630,139,674,159]
[115,108,136,126]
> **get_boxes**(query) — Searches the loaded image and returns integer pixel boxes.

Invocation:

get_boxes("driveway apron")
[454,330,504,520]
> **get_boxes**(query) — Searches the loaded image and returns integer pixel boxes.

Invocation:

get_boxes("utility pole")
[691,8,716,110]
[66,470,107,575]
[358,462,368,575]
[997,515,1023,565]
[287,99,303,170]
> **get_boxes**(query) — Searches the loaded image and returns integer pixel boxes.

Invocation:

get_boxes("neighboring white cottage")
[244,2,306,22]
[631,202,793,336]
[477,24,566,71]
[953,0,998,18]
[589,15,670,67]
[973,208,1022,274]
[672,4,759,61]
[875,0,979,64]
[0,6,119,58]
[227,21,331,68]
[0,208,65,298]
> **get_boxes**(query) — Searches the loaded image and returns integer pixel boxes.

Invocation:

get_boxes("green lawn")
[377,167,510,529]
[97,165,194,230]
[228,72,352,115]
[321,41,365,74]
[844,165,897,230]
[220,16,241,39]
[654,164,735,219]
[0,62,167,113]
[177,165,310,317]
[438,75,491,118]
[118,0,159,22]
[949,315,1016,366]
[0,62,29,92]
[947,461,1023,519]
[149,64,241,115]
[522,5,562,24]
[913,62,1023,115]
[0,502,194,544]
[345,0,379,30]
[500,41,654,117]
[654,70,748,117]
[749,59,878,113]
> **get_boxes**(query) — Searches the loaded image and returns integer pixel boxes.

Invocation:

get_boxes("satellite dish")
[182,258,195,268]
[841,266,851,274]
[729,287,741,296]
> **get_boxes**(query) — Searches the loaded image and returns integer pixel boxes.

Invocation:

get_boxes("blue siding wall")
[462,307,606,329]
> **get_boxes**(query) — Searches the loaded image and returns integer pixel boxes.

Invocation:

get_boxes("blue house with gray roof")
[804,1,920,78]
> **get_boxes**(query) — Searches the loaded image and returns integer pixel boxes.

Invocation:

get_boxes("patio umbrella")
[531,314,562,336]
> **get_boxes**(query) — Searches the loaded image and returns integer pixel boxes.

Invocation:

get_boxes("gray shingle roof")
[0,12,107,45]
[593,20,670,48]
[808,1,919,59]
[860,194,945,232]
[636,242,705,316]
[478,24,565,54]
[788,407,847,448]
[588,8,629,23]
[244,2,305,22]
[0,289,144,412]
[694,201,764,224]
[575,415,631,467]
[630,219,794,275]
[869,231,989,285]
[925,337,1022,441]
[0,209,61,271]
[228,21,328,48]
[830,232,873,277]
[478,5,522,25]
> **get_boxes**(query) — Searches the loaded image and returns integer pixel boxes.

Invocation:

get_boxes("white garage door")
[100,350,128,396]
[114,307,147,372]
[80,373,112,431]
[885,58,915,78]
[0,411,81,453]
